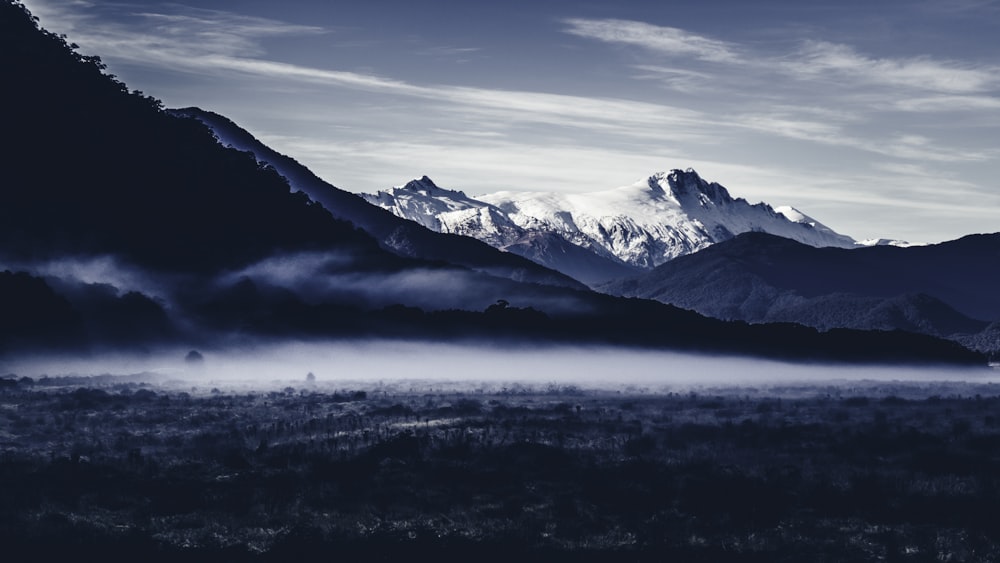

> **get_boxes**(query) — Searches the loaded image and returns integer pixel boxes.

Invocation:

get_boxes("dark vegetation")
[3,374,1000,561]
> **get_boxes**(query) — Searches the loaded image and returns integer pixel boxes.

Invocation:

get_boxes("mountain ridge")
[601,231,1000,358]
[364,168,859,284]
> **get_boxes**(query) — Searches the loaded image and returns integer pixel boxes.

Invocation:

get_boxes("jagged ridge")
[365,169,858,282]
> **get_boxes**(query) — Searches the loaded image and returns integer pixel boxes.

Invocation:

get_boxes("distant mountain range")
[363,170,862,285]
[0,0,987,365]
[601,232,1000,359]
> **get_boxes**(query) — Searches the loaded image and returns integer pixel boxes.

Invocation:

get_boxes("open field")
[3,360,1000,561]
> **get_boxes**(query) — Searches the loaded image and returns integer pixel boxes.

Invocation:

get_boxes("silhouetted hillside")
[603,231,1000,356]
[0,271,85,352]
[0,1,381,274]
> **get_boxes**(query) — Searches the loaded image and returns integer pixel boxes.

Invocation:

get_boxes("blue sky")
[21,0,1000,243]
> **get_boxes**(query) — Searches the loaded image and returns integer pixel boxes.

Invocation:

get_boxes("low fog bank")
[2,341,996,396]
[2,256,989,367]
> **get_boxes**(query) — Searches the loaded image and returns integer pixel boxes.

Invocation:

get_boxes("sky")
[20,0,1000,243]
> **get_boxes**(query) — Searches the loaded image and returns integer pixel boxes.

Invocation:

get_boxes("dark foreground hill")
[0,1,986,365]
[0,3,380,274]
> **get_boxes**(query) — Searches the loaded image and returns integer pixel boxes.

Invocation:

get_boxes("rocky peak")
[662,169,734,206]
[401,176,469,199]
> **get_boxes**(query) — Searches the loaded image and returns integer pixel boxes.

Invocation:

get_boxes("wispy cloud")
[196,55,426,93]
[630,65,714,93]
[557,16,1000,169]
[563,17,1000,96]
[785,41,996,94]
[733,113,996,163]
[416,45,482,60]
[132,9,328,56]
[563,18,741,63]
[23,1,328,59]
[436,86,711,139]
[893,95,1000,112]
[430,128,507,139]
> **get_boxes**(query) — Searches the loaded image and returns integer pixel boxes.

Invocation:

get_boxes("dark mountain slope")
[0,270,85,352]
[603,231,1000,344]
[169,107,585,289]
[501,230,641,286]
[0,2,379,274]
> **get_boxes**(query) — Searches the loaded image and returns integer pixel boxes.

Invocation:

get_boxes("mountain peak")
[651,168,734,206]
[400,175,470,199]
[403,175,439,191]
[644,175,667,196]
[774,206,813,225]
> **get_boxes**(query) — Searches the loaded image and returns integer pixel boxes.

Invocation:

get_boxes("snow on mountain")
[776,208,917,248]
[366,169,859,275]
[364,176,525,247]
[774,206,845,238]
[483,169,859,269]
[856,238,920,248]
[361,177,639,284]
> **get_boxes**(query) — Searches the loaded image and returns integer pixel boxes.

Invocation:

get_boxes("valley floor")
[2,373,1000,561]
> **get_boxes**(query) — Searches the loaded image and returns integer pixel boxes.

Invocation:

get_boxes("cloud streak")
[563,18,741,63]
[786,40,997,94]
[131,9,328,56]
[563,17,1000,96]
[734,113,997,163]
[892,95,1000,112]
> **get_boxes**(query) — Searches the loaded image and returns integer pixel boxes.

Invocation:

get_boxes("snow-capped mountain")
[365,176,525,247]
[363,177,640,284]
[365,169,858,280]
